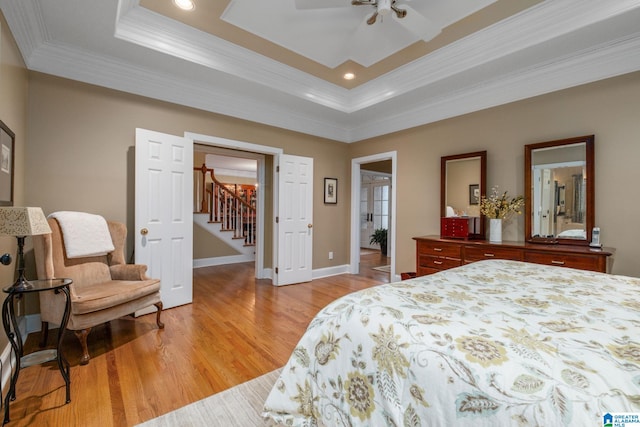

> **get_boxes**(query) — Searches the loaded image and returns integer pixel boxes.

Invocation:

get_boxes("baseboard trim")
[312,264,351,279]
[193,254,255,268]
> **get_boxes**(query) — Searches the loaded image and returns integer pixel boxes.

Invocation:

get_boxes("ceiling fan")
[351,0,407,25]
[294,0,441,41]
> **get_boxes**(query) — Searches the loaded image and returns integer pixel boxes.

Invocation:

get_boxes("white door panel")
[275,154,313,286]
[135,128,193,309]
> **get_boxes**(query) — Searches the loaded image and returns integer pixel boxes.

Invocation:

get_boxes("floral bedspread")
[262,260,640,426]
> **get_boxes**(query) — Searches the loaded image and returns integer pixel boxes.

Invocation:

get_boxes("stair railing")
[193,164,257,246]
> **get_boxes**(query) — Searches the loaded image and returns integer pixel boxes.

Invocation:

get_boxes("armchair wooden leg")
[74,328,92,365]
[154,302,164,329]
[39,321,49,348]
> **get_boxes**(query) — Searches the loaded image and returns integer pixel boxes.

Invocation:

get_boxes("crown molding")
[348,32,640,141]
[348,0,640,111]
[114,2,351,112]
[0,0,50,66]
[25,42,353,141]
[112,0,640,114]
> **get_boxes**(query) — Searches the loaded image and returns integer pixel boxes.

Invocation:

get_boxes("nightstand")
[2,278,72,424]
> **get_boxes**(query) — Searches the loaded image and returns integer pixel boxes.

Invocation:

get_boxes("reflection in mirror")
[441,151,486,239]
[525,136,594,245]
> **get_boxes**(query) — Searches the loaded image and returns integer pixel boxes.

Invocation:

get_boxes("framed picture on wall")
[324,178,337,204]
[469,184,479,205]
[0,120,15,206]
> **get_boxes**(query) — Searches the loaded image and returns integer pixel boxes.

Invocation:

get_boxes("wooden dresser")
[413,235,614,276]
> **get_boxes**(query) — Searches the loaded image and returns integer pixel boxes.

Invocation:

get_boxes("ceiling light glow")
[343,73,355,80]
[173,0,195,11]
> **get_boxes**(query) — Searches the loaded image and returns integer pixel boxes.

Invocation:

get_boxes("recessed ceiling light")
[173,0,195,11]
[343,72,355,80]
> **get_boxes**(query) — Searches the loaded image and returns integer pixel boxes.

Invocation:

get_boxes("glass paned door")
[360,173,391,249]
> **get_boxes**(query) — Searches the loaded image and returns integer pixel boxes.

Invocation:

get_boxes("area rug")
[372,265,391,272]
[137,368,281,427]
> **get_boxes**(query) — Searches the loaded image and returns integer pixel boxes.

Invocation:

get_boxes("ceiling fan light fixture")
[343,72,355,80]
[377,0,392,16]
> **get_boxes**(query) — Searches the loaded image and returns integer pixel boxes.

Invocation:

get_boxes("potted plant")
[370,228,388,256]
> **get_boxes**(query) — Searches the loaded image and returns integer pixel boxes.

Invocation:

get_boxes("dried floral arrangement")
[479,186,524,220]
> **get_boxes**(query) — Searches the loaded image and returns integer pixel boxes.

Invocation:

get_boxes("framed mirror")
[440,151,486,239]
[525,135,594,245]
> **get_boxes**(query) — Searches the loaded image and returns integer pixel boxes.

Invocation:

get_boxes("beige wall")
[25,72,351,272]
[0,13,29,348]
[349,71,640,277]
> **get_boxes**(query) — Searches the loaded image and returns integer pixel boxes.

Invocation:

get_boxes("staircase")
[194,163,257,260]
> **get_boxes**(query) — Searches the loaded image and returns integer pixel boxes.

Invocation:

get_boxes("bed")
[262,260,640,426]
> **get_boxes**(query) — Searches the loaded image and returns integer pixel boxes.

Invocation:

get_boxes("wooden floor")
[3,251,389,426]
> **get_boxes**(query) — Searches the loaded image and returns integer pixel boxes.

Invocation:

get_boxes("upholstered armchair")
[33,217,164,365]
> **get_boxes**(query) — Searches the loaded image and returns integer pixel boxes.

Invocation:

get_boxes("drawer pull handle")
[433,248,443,252]
[551,260,565,265]
[484,253,495,257]
[433,260,443,265]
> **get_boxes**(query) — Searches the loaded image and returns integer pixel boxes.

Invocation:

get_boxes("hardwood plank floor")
[3,251,389,426]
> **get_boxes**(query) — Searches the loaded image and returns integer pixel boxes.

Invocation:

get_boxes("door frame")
[350,151,397,280]
[185,132,283,280]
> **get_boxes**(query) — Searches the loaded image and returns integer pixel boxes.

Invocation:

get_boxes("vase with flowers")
[479,186,524,243]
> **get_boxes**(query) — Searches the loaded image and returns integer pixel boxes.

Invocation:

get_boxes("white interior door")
[274,154,313,286]
[135,128,193,309]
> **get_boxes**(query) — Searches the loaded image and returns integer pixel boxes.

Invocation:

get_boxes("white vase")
[489,218,502,243]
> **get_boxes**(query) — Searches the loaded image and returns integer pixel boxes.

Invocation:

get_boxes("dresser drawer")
[464,246,524,262]
[417,240,461,258]
[418,255,462,271]
[524,251,601,272]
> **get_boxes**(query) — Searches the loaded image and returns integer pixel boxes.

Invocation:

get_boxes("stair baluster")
[193,164,257,247]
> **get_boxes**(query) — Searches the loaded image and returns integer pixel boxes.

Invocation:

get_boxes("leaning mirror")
[440,151,486,239]
[525,135,594,245]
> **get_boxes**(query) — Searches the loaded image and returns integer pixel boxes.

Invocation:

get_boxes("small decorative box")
[440,217,470,239]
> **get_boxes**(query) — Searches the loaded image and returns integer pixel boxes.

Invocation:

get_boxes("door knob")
[308,224,313,229]
[140,228,149,235]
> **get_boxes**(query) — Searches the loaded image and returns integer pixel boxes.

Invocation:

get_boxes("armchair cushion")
[71,279,160,315]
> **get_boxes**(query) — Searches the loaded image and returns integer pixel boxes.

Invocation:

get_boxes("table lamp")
[0,207,51,291]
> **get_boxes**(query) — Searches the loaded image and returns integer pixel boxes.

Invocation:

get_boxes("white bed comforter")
[263,260,640,426]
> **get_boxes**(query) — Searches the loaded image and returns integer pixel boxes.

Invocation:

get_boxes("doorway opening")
[350,151,397,280]
[193,144,262,269]
[359,168,391,278]
[186,132,283,280]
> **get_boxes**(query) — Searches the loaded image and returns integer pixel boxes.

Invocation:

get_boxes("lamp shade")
[0,207,51,236]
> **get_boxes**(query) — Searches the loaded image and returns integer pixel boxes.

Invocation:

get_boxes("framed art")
[469,184,479,205]
[0,120,15,206]
[324,178,337,204]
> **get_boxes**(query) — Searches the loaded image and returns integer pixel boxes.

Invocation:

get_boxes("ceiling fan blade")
[394,4,441,41]
[366,11,378,25]
[352,0,376,5]
[294,0,351,10]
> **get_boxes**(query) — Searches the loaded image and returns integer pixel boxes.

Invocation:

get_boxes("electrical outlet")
[328,251,334,260]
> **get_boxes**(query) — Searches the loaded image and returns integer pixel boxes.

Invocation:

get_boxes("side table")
[2,278,72,424]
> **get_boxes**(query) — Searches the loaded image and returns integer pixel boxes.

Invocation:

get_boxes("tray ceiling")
[2,0,640,142]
